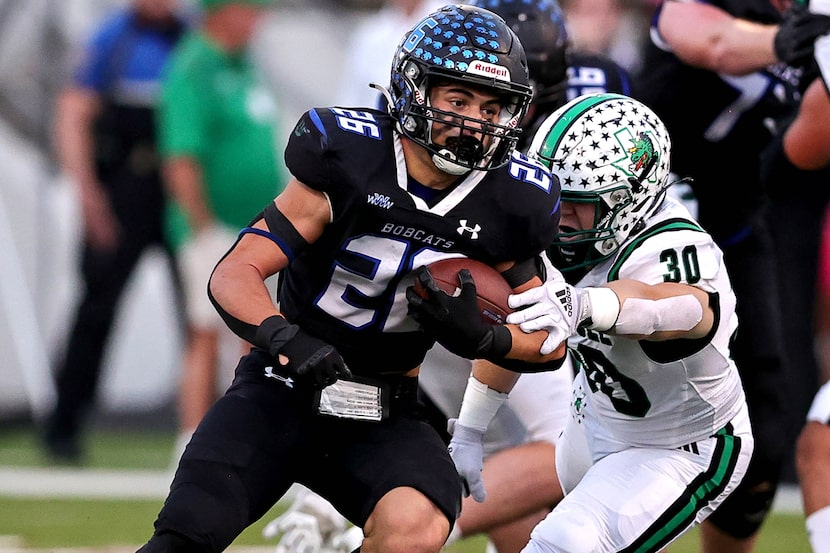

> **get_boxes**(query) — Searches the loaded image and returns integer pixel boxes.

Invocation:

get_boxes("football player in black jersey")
[635,1,830,552]
[262,2,634,553]
[135,5,566,553]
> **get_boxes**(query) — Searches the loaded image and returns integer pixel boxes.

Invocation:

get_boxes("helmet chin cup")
[449,135,484,163]
[433,151,470,175]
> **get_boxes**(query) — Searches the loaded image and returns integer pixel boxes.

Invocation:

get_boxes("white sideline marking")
[0,467,172,499]
[0,467,302,502]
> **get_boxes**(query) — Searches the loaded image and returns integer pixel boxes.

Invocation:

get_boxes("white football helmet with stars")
[528,93,673,271]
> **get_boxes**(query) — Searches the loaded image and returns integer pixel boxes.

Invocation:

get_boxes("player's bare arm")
[657,1,777,74]
[209,177,330,327]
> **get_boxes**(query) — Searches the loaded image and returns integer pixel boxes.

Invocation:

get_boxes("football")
[413,257,513,325]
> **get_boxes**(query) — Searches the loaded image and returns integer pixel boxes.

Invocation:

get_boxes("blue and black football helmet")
[472,0,570,111]
[382,4,533,174]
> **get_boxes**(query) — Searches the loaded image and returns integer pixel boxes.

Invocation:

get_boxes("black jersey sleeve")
[284,107,395,219]
[284,109,335,193]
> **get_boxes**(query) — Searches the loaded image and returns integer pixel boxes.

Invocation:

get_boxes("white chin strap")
[433,150,470,175]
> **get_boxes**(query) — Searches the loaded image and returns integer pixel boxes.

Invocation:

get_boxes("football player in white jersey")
[442,93,755,553]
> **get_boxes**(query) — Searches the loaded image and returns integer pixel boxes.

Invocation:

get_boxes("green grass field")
[0,425,811,552]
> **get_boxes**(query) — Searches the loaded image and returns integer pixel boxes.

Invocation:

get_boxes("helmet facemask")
[401,69,527,174]
[555,183,633,270]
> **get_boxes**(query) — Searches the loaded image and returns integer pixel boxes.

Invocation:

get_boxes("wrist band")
[255,315,300,356]
[457,375,508,432]
[479,324,512,361]
[583,287,620,332]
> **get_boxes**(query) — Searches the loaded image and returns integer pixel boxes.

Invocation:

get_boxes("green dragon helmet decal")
[529,93,672,270]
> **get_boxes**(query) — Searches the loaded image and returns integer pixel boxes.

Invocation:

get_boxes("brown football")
[413,257,513,325]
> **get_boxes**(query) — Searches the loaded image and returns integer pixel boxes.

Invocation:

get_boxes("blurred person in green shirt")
[158,0,288,461]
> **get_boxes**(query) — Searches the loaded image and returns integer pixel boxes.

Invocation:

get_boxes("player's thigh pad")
[537,417,752,552]
[157,350,311,549]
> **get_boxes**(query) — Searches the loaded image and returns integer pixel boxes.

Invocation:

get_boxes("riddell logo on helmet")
[467,61,510,81]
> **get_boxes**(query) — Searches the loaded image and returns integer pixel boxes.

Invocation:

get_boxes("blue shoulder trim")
[309,108,328,139]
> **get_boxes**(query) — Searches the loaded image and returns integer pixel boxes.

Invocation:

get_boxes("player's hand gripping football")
[447,418,487,502]
[258,316,352,388]
[406,266,511,360]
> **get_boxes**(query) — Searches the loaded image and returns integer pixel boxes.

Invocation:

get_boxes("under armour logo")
[457,219,481,239]
[264,366,294,388]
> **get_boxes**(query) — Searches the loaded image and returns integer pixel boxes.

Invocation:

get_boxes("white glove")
[263,511,323,553]
[508,278,619,355]
[447,418,487,502]
[263,488,348,553]
[507,278,585,355]
[328,525,364,553]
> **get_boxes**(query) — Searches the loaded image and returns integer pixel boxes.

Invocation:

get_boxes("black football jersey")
[635,0,800,239]
[279,107,561,375]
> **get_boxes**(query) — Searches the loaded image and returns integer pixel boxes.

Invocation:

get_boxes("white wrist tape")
[457,375,508,432]
[582,287,620,332]
[614,294,703,335]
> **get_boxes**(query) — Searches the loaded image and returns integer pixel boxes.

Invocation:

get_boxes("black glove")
[405,266,511,360]
[774,4,830,67]
[257,315,352,388]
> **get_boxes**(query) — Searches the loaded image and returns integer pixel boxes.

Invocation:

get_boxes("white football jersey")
[567,196,746,448]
